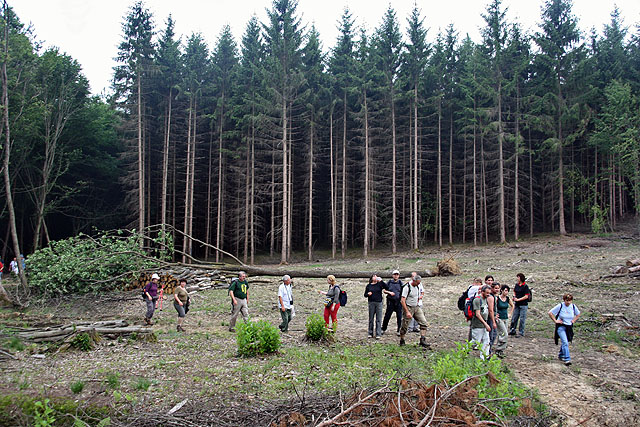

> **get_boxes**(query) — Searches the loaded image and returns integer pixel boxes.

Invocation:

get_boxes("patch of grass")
[134,377,151,391]
[8,336,25,351]
[0,394,111,427]
[70,380,85,394]
[106,372,120,389]
[71,332,94,351]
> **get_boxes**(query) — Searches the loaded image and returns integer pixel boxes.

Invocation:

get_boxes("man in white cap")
[278,275,294,332]
[399,275,430,348]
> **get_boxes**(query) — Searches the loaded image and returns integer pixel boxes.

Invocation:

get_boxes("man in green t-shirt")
[228,271,249,332]
[470,285,492,360]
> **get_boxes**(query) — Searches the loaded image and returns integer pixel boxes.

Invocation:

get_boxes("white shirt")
[278,283,293,309]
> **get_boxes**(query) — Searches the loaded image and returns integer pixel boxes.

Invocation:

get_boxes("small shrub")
[8,337,25,351]
[305,314,328,341]
[106,373,120,389]
[236,320,281,357]
[34,399,55,427]
[134,377,151,391]
[70,381,85,394]
[71,333,93,351]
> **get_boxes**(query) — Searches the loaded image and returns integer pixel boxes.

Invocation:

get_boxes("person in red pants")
[317,275,341,333]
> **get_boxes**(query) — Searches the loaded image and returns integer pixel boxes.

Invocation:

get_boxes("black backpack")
[339,288,348,306]
[457,285,473,311]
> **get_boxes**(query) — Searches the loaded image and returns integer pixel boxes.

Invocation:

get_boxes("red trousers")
[323,304,340,324]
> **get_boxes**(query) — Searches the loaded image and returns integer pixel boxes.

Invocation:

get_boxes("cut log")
[625,258,640,267]
[629,265,640,273]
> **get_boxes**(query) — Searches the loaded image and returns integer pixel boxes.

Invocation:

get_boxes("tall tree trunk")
[341,93,347,258]
[514,87,520,241]
[281,98,289,264]
[413,85,419,249]
[250,121,255,265]
[308,111,314,261]
[363,91,370,257]
[437,96,442,247]
[481,131,489,243]
[391,86,397,253]
[330,102,336,259]
[216,96,225,262]
[182,98,193,263]
[137,73,145,243]
[243,131,250,264]
[161,88,172,247]
[498,81,506,243]
[473,97,478,246]
[557,79,567,235]
[270,151,275,258]
[529,128,534,237]
[205,115,213,260]
[448,111,453,245]
[1,15,28,295]
[187,99,197,258]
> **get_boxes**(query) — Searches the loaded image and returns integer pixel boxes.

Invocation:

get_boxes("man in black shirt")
[381,270,403,336]
[509,273,531,337]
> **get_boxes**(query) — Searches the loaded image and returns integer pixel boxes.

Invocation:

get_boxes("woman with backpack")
[317,275,341,333]
[548,293,581,366]
[493,284,513,358]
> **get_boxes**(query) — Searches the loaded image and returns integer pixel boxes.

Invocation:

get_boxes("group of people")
[0,255,26,280]
[142,269,581,365]
[142,273,190,331]
[463,273,580,365]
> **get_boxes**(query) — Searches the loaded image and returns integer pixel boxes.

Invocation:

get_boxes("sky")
[12,0,640,95]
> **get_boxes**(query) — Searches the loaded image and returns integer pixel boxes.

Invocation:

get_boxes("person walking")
[466,278,483,340]
[470,285,492,360]
[364,274,385,339]
[228,271,249,332]
[381,270,403,336]
[143,273,160,325]
[509,273,531,337]
[317,275,341,332]
[278,275,294,332]
[173,278,189,332]
[493,284,513,358]
[548,293,581,366]
[407,280,424,333]
[399,275,430,348]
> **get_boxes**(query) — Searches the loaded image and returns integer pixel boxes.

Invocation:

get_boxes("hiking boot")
[564,360,572,366]
[396,331,401,336]
[419,337,431,349]
[399,338,406,346]
[228,327,236,332]
[381,329,386,336]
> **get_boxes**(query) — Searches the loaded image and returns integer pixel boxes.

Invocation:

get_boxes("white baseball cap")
[392,269,400,275]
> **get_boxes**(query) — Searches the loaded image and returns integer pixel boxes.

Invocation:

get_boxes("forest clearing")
[1,230,638,426]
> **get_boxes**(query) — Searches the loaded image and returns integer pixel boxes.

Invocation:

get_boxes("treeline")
[2,0,640,266]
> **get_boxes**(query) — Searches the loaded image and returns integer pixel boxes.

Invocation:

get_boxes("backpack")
[464,296,479,321]
[527,288,533,303]
[339,289,348,306]
[184,296,191,314]
[457,285,473,311]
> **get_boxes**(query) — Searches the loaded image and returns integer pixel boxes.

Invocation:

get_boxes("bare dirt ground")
[1,228,639,426]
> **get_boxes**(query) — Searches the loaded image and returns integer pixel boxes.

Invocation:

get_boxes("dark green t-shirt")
[229,279,249,299]
[470,296,488,329]
[496,296,510,320]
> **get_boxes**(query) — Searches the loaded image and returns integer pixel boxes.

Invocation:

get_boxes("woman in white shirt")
[548,293,581,366]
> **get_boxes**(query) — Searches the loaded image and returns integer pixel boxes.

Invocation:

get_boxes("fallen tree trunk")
[16,320,153,343]
[626,258,640,267]
[219,266,436,279]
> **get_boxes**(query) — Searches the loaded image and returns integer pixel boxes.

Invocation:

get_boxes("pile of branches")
[111,374,547,427]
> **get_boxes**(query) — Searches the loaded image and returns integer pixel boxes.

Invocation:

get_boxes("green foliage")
[34,399,55,427]
[27,229,165,295]
[106,372,120,389]
[433,343,532,419]
[236,320,281,357]
[71,333,94,351]
[8,337,25,351]
[591,204,608,234]
[133,377,151,391]
[70,381,85,394]
[305,314,328,341]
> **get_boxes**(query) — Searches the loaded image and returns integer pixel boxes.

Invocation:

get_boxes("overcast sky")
[12,0,640,95]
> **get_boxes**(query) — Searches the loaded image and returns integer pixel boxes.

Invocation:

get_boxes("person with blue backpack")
[548,293,581,366]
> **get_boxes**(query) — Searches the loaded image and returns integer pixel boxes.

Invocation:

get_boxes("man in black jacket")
[381,270,403,336]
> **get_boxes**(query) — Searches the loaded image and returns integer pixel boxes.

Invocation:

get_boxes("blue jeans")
[368,301,383,337]
[510,305,528,336]
[557,325,571,361]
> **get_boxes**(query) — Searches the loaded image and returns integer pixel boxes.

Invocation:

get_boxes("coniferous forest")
[2,0,640,265]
